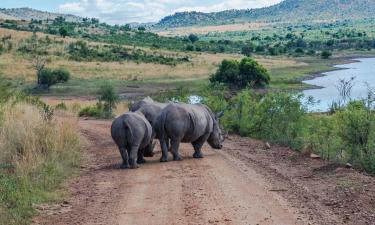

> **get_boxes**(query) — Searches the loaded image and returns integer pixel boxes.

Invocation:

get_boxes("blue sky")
[0,0,282,24]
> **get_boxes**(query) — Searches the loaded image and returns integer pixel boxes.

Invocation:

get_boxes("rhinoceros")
[155,103,224,162]
[111,111,153,169]
[130,97,170,156]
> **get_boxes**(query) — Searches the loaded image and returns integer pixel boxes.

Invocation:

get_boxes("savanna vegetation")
[0,80,82,225]
[1,3,375,224]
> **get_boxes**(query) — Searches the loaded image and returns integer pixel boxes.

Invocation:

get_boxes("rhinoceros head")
[207,112,224,149]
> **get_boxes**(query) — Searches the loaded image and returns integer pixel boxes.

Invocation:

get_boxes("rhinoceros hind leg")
[119,147,130,169]
[160,138,169,162]
[128,146,139,169]
[171,140,183,161]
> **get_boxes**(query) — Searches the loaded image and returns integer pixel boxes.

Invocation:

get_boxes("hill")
[0,7,82,22]
[155,0,375,28]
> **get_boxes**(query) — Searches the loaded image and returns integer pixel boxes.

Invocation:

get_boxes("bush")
[210,57,270,89]
[54,68,70,82]
[38,68,71,89]
[334,101,375,169]
[188,34,199,43]
[79,83,120,119]
[321,50,332,59]
[78,102,108,118]
[222,91,307,150]
[98,83,120,115]
[186,44,195,51]
[198,84,375,173]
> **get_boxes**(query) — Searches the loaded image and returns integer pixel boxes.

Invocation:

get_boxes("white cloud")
[58,0,283,24]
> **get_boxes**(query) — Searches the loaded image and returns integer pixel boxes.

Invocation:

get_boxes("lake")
[302,58,375,112]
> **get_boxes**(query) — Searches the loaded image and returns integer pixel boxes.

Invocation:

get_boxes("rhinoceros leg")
[128,146,140,169]
[192,133,210,159]
[137,147,146,164]
[171,139,183,161]
[160,137,169,162]
[119,147,130,169]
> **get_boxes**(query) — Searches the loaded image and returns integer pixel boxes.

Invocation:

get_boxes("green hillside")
[156,0,375,28]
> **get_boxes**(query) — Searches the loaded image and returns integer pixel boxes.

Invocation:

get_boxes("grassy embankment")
[0,89,83,225]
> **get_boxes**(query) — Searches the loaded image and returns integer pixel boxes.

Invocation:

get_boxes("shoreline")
[299,55,375,91]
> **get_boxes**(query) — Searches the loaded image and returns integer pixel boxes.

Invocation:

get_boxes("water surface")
[303,58,375,112]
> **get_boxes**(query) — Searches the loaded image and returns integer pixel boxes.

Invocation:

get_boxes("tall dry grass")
[0,102,82,225]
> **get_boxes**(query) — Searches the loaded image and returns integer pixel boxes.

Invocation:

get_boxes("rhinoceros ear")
[216,111,224,118]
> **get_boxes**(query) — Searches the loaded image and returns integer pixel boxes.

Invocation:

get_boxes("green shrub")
[78,102,108,118]
[98,83,120,115]
[54,68,70,82]
[210,57,270,89]
[321,50,332,59]
[78,83,120,119]
[334,101,375,168]
[38,68,71,89]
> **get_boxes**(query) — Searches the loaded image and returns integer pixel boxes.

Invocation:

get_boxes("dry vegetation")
[156,22,271,36]
[0,101,83,224]
[0,27,311,84]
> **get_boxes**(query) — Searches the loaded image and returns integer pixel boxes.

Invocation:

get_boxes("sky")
[0,0,283,24]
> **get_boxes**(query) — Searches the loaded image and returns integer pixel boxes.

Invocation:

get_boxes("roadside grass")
[0,101,83,225]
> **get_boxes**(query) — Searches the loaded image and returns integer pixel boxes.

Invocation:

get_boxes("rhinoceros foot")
[137,158,146,164]
[193,152,204,159]
[120,163,130,169]
[160,156,168,162]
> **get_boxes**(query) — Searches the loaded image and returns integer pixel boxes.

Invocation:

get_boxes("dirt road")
[34,119,375,225]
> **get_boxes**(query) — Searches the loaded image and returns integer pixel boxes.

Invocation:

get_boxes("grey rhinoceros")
[154,103,224,162]
[130,97,169,156]
[111,111,152,169]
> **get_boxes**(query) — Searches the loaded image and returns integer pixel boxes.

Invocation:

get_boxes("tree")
[238,57,270,88]
[210,57,270,89]
[210,59,239,84]
[188,34,199,43]
[38,68,71,89]
[122,24,131,31]
[241,46,254,57]
[59,27,68,38]
[138,26,146,32]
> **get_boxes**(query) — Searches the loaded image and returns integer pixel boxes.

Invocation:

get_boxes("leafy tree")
[241,46,254,56]
[210,59,239,84]
[38,68,71,89]
[138,26,146,32]
[59,27,68,38]
[238,57,270,88]
[122,24,132,31]
[188,34,199,43]
[54,68,70,82]
[210,57,270,88]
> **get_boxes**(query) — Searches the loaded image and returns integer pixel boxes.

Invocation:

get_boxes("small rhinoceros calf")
[111,111,152,169]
